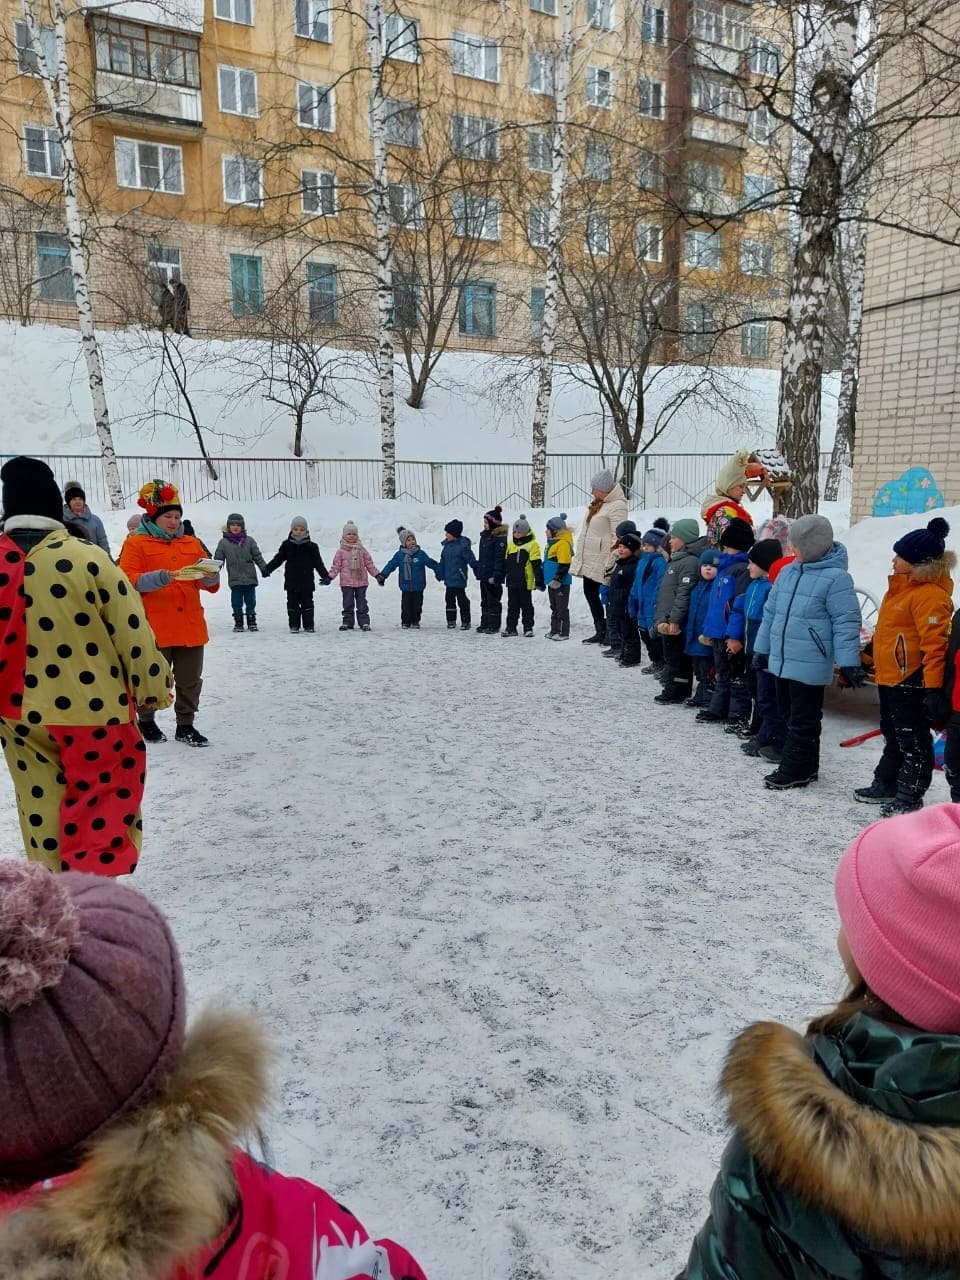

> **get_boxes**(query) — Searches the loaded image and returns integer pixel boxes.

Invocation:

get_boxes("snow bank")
[841,505,960,602]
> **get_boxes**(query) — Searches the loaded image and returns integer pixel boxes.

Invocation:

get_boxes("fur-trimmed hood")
[0,1010,268,1280]
[721,1018,960,1262]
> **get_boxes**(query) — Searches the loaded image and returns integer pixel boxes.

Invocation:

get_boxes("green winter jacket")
[680,1015,960,1280]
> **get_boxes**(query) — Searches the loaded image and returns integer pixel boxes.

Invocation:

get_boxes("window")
[453,194,500,241]
[587,0,614,29]
[750,39,781,76]
[24,124,62,178]
[586,65,612,107]
[297,81,334,131]
[383,12,419,61]
[388,183,424,229]
[741,238,774,276]
[230,254,263,316]
[218,66,258,116]
[636,222,662,262]
[35,232,73,302]
[741,313,769,358]
[92,19,199,87]
[295,0,330,40]
[636,147,664,190]
[530,286,545,339]
[222,155,262,206]
[215,0,252,24]
[383,99,420,147]
[115,138,183,193]
[584,139,611,181]
[451,31,499,82]
[529,50,555,95]
[692,0,749,50]
[748,105,776,145]
[306,262,337,323]
[528,205,549,248]
[743,171,775,208]
[684,228,721,269]
[147,244,181,302]
[691,73,746,122]
[301,169,336,215]
[685,160,724,192]
[528,126,553,171]
[642,3,667,43]
[392,273,421,328]
[586,214,610,255]
[685,302,714,356]
[451,114,500,161]
[459,281,496,337]
[638,76,665,119]
[14,20,57,75]
[531,0,557,11]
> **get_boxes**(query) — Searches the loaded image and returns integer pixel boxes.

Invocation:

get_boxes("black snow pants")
[287,588,315,631]
[479,580,503,632]
[445,587,470,627]
[873,677,934,806]
[707,642,750,721]
[776,679,825,781]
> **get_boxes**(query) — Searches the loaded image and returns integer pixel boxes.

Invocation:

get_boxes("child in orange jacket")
[854,517,954,817]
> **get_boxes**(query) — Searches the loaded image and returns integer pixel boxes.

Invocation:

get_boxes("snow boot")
[360,624,371,631]
[233,615,244,632]
[740,738,761,757]
[550,633,569,641]
[641,661,665,676]
[339,624,354,631]
[724,718,751,736]
[759,744,783,763]
[138,719,166,744]
[246,614,258,632]
[290,625,301,633]
[501,628,518,637]
[460,621,471,630]
[764,769,818,790]
[880,799,923,818]
[582,632,605,645]
[447,621,457,629]
[695,709,724,723]
[654,689,687,705]
[175,725,209,747]
[854,782,897,804]
[523,628,534,638]
[602,647,622,658]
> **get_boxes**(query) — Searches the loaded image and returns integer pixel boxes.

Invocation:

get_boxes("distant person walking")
[62,481,110,554]
[571,468,628,644]
[159,274,191,336]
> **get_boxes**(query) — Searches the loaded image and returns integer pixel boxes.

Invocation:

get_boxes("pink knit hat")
[835,804,960,1033]
[0,861,185,1180]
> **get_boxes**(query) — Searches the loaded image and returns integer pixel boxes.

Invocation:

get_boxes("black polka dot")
[54,696,71,711]
[87,562,100,576]
[38,617,54,631]
[99,851,115,864]
[83,750,99,762]
[93,728,107,740]
[120,757,136,770]
[28,814,42,827]
[130,646,142,659]
[26,711,41,725]
[54,559,72,573]
[105,622,115,636]
[138,774,145,786]
[134,740,146,753]
[117,580,127,596]
[117,787,132,800]
[127,615,140,629]
[57,644,72,658]
[10,692,22,707]
[109,666,119,679]
[29,838,37,849]
[79,671,95,685]
[26,644,38,658]
[98,771,110,784]
[34,752,47,764]
[84,590,96,605]
[15,759,27,771]
[106,717,120,726]
[148,662,161,677]
[42,838,57,852]
[110,836,124,849]
[13,723,27,737]
[74,613,90,626]
[0,607,11,621]
[5,632,17,644]
[135,818,143,829]
[30,784,43,798]
[44,664,60,679]
[23,674,37,689]
[86,796,98,809]
[118,693,128,707]
[64,822,78,836]
[55,772,65,784]
[49,584,67,600]
[122,813,136,826]
[23,594,33,607]
[0,573,8,586]
[63,735,73,746]
[59,859,69,871]
[112,740,124,753]
[75,780,90,793]
[131,675,141,687]
[89,698,103,711]
[74,849,86,859]
[5,550,19,563]
[64,795,76,806]
[85,642,99,657]
[22,563,34,576]
[98,589,110,605]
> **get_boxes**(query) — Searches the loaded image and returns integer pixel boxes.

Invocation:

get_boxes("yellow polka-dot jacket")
[0,530,173,727]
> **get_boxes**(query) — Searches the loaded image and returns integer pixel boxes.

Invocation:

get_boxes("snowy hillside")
[2,321,841,461]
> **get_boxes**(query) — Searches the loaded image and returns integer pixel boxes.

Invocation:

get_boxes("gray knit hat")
[397,525,416,544]
[226,512,245,528]
[290,515,308,530]
[513,514,531,537]
[670,517,700,545]
[590,468,615,492]
[790,514,834,563]
[546,512,568,533]
[342,520,359,537]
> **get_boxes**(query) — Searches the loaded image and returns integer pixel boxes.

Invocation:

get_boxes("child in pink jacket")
[326,520,381,632]
[0,861,428,1280]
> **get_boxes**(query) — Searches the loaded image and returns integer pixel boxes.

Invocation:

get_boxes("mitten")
[376,574,385,586]
[548,578,562,591]
[753,652,768,671]
[925,688,949,728]
[838,665,867,689]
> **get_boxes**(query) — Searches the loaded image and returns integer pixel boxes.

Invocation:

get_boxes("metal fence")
[13,452,851,511]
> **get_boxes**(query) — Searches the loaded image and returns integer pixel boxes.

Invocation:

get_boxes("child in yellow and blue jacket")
[502,515,544,637]
[544,513,574,641]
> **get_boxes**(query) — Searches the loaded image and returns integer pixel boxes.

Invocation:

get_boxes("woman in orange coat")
[118,480,221,747]
[854,516,954,817]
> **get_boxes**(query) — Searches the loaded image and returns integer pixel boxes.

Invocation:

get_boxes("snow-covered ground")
[2,498,951,1278]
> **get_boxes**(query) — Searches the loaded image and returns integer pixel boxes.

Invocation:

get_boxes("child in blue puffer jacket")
[628,529,669,672]
[376,527,440,629]
[684,549,721,707]
[730,539,787,762]
[698,518,754,726]
[436,518,478,630]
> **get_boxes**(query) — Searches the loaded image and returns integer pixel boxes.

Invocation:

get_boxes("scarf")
[341,537,363,578]
[225,529,248,546]
[289,533,310,544]
[401,544,419,583]
[142,518,182,541]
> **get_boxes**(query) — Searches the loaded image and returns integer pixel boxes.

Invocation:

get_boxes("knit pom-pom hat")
[546,512,568,533]
[893,517,950,566]
[513,514,531,537]
[484,506,503,527]
[137,479,182,519]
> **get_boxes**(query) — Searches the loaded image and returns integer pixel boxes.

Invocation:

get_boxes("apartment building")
[0,0,790,365]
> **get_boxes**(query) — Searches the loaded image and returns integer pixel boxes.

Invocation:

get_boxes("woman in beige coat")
[571,468,629,643]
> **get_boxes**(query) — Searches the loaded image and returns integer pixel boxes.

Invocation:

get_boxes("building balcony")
[685,186,740,217]
[689,38,743,77]
[686,113,746,151]
[92,17,202,129]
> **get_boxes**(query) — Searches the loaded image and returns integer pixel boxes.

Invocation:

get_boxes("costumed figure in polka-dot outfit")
[0,457,173,875]
[0,862,430,1280]
[118,479,221,747]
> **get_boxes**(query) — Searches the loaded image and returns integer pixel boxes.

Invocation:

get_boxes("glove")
[321,578,331,586]
[925,688,949,728]
[375,574,385,586]
[548,578,563,591]
[260,571,270,579]
[537,585,545,593]
[753,652,768,671]
[838,665,867,689]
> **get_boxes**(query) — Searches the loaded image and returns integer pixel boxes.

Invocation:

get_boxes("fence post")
[305,459,320,499]
[543,465,552,507]
[430,463,445,505]
[642,456,653,510]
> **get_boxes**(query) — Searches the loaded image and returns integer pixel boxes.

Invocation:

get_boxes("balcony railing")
[95,69,202,124]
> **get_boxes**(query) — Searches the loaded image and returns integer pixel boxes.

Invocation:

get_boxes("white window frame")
[584,138,611,182]
[451,30,500,83]
[36,232,73,302]
[388,183,425,229]
[684,228,722,270]
[692,0,749,51]
[636,147,664,190]
[530,0,557,11]
[586,213,610,255]
[115,137,184,194]
[222,154,263,206]
[743,171,775,208]
[528,126,553,171]
[686,160,725,193]
[587,0,614,29]
[750,38,781,76]
[218,65,259,117]
[383,98,421,147]
[685,302,715,356]
[740,238,774,276]
[453,193,501,242]
[306,261,338,324]
[294,0,330,41]
[528,205,549,248]
[147,243,181,292]
[297,81,335,131]
[214,0,253,25]
[635,221,662,263]
[642,3,667,44]
[529,50,556,95]
[14,20,57,76]
[24,123,62,178]
[748,105,776,145]
[301,168,336,215]
[741,314,769,358]
[383,11,419,62]
[638,76,665,119]
[451,113,500,162]
[586,64,613,108]
[691,73,746,123]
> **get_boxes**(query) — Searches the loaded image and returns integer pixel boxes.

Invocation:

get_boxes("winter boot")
[641,661,665,676]
[523,628,534,638]
[460,621,471,631]
[246,614,258,632]
[582,631,605,645]
[175,724,209,747]
[339,624,354,631]
[764,768,818,790]
[854,782,897,804]
[724,718,752,736]
[880,799,923,818]
[740,738,761,757]
[360,624,371,631]
[138,719,166,744]
[758,744,783,763]
[695,709,724,723]
[233,614,244,632]
[501,627,518,637]
[654,688,688,705]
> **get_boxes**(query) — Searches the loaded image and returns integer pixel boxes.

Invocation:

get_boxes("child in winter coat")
[654,517,708,704]
[377,527,440,629]
[214,513,268,632]
[684,549,721,707]
[0,860,429,1280]
[680,803,960,1280]
[327,520,380,631]
[544,513,574,640]
[730,539,785,760]
[608,532,645,666]
[601,519,640,655]
[502,515,544,637]
[628,529,669,673]
[263,516,331,634]
[754,514,863,790]
[476,506,508,634]
[854,517,954,817]
[436,519,478,629]
[697,517,755,727]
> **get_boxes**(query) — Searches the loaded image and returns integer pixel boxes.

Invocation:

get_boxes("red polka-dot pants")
[0,718,146,875]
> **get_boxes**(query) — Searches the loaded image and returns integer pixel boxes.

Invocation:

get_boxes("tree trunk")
[293,405,305,458]
[776,1,861,519]
[530,0,574,508]
[406,362,430,409]
[824,217,865,500]
[366,0,396,500]
[160,331,218,479]
[26,0,124,508]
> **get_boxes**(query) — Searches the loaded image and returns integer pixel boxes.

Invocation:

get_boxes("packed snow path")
[0,587,933,1278]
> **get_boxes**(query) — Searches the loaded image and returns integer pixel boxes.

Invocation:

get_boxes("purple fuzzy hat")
[0,861,185,1181]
